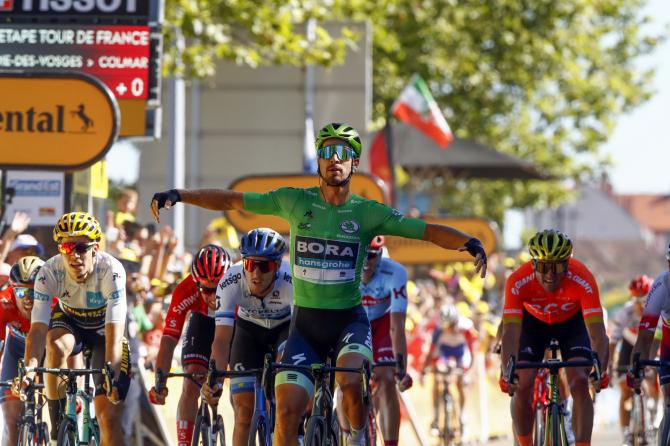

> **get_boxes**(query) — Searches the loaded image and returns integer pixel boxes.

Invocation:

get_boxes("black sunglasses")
[197,284,218,294]
[533,260,568,274]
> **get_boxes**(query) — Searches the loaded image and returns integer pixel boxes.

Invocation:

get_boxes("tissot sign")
[0,0,148,20]
[0,73,119,170]
[0,25,151,99]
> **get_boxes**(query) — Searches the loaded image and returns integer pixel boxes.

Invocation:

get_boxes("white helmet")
[441,304,459,326]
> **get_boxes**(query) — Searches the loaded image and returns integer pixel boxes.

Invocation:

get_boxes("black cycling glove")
[152,189,181,210]
[464,237,487,263]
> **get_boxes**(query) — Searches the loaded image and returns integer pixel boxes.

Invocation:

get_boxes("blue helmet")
[240,228,287,261]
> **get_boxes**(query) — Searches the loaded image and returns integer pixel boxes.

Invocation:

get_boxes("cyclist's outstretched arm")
[24,322,48,369]
[422,224,487,277]
[151,188,244,222]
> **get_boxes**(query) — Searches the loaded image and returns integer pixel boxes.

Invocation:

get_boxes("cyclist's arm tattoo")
[105,321,125,374]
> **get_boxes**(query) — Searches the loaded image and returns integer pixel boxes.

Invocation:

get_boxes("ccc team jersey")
[33,251,127,328]
[215,260,293,329]
[503,258,603,325]
[243,187,426,309]
[360,257,408,321]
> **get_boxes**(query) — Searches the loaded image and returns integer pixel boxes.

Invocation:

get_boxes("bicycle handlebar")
[505,353,602,396]
[630,352,670,394]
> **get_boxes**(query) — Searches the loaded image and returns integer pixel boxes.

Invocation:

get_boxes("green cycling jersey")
[243,187,426,309]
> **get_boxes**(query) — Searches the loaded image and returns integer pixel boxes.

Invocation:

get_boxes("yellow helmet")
[528,229,572,261]
[53,212,102,243]
[9,256,45,286]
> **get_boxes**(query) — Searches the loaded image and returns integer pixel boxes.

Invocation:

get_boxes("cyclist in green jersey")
[151,122,487,446]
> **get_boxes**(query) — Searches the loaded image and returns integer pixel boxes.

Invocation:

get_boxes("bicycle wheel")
[533,404,544,446]
[247,413,270,446]
[443,391,457,445]
[38,422,50,446]
[17,422,34,446]
[213,415,226,446]
[57,417,78,446]
[328,414,340,446]
[305,416,327,446]
[87,420,101,446]
[548,404,568,446]
[192,414,212,446]
[365,407,378,446]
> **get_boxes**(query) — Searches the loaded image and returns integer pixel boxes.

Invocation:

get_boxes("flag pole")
[384,119,397,207]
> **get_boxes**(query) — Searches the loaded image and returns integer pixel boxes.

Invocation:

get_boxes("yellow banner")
[0,73,119,170]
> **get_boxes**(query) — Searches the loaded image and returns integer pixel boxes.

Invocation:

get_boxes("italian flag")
[391,74,453,149]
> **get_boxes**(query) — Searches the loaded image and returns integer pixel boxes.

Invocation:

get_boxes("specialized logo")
[304,210,314,219]
[293,236,359,284]
[340,220,360,234]
[292,353,307,365]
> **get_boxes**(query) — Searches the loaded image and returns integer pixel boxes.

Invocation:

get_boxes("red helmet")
[368,236,385,254]
[191,244,231,284]
[629,274,653,298]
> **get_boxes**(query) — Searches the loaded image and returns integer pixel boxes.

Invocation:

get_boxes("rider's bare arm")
[631,329,656,362]
[155,335,179,374]
[422,224,486,277]
[180,189,244,211]
[24,322,48,369]
[501,321,522,374]
[105,321,125,374]
[211,325,234,375]
[584,321,609,370]
[422,224,472,251]
[390,312,408,370]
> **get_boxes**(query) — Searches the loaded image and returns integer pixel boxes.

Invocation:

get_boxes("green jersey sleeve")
[372,202,426,239]
[243,188,300,219]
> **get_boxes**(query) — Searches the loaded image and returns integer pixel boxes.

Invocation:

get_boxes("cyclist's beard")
[318,167,353,187]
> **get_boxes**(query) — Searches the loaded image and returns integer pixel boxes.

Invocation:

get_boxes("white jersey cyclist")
[639,271,670,355]
[33,250,126,328]
[215,259,293,329]
[360,257,408,322]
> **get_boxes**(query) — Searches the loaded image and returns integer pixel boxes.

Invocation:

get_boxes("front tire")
[57,417,78,446]
[192,414,212,446]
[17,422,33,446]
[305,416,327,446]
[247,414,270,446]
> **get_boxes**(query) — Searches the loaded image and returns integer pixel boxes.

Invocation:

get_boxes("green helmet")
[528,229,573,261]
[315,123,362,158]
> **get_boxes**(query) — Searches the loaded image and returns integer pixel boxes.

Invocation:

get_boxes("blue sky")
[108,1,670,195]
[603,0,670,194]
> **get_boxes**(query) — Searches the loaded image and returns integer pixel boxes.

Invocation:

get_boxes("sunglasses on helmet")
[533,260,568,274]
[58,241,97,255]
[13,286,35,300]
[317,144,356,161]
[243,258,278,274]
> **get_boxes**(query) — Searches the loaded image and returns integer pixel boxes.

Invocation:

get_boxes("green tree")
[341,0,661,224]
[166,0,662,225]
[164,0,360,76]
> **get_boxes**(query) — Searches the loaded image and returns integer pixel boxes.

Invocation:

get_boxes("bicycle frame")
[631,353,670,446]
[18,357,106,446]
[507,340,601,446]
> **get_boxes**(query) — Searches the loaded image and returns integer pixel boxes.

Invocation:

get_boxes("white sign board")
[5,170,65,226]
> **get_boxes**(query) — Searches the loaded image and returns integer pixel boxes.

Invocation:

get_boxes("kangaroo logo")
[71,104,94,132]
